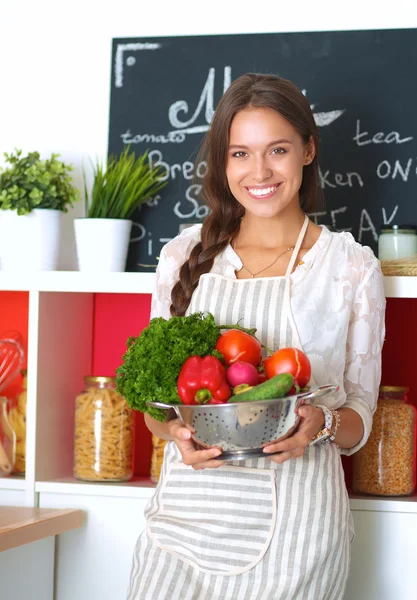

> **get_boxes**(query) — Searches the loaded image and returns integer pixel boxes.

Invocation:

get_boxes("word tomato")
[263,347,311,388]
[216,329,262,367]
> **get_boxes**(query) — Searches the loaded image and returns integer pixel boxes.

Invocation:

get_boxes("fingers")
[296,404,317,418]
[179,439,225,469]
[262,404,325,462]
[263,431,310,455]
[170,421,225,470]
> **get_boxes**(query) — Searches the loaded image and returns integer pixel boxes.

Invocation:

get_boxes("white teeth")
[247,185,278,196]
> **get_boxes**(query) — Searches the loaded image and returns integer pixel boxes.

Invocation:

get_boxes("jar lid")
[379,385,409,392]
[380,224,417,234]
[84,376,116,384]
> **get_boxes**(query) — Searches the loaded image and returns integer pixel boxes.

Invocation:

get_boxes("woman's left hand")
[262,404,325,464]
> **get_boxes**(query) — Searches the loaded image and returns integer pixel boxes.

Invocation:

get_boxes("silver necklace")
[237,245,295,278]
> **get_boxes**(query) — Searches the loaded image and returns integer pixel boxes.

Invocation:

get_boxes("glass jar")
[150,435,168,483]
[73,376,134,482]
[352,386,416,496]
[378,225,417,260]
[8,369,27,475]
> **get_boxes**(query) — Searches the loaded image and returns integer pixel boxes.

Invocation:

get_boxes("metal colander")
[148,384,338,461]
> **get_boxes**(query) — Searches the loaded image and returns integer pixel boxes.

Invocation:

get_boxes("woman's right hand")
[168,419,226,470]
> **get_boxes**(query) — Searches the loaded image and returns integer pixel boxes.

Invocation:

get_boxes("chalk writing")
[382,206,399,225]
[121,130,186,144]
[174,185,209,220]
[148,150,207,182]
[354,119,413,146]
[319,168,364,189]
[358,209,378,242]
[168,66,232,136]
[377,158,416,181]
[115,43,161,88]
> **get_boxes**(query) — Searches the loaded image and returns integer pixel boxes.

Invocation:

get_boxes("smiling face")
[226,107,315,220]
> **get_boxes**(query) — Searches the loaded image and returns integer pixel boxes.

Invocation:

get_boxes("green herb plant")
[83,146,168,219]
[0,149,80,215]
[116,312,223,421]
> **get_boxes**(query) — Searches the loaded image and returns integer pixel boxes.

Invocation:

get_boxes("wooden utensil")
[0,397,15,475]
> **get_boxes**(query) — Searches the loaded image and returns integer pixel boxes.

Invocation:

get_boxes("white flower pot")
[0,208,62,271]
[74,218,132,272]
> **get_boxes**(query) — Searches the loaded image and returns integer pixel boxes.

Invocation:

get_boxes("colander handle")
[147,401,176,410]
[297,384,339,402]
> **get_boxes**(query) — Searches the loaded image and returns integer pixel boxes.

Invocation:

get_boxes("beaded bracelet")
[329,408,341,442]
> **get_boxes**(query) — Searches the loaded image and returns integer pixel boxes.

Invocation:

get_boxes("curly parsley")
[116,312,221,421]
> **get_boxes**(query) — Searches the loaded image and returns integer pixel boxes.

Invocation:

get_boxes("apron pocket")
[147,462,277,576]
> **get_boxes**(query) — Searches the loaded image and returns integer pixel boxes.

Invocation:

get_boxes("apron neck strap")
[285,214,309,277]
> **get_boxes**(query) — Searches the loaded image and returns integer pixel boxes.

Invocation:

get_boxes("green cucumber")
[229,373,294,403]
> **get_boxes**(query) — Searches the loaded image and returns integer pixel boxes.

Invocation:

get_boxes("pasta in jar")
[150,435,168,483]
[73,376,134,482]
[8,369,27,474]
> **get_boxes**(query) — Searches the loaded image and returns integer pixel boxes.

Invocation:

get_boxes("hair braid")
[170,209,243,316]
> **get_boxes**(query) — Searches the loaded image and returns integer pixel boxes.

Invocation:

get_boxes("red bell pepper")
[177,355,231,405]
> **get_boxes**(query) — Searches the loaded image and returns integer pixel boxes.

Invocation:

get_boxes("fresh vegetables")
[226,361,260,388]
[215,329,262,366]
[263,347,311,389]
[229,373,294,403]
[177,356,231,405]
[116,308,313,421]
[116,312,223,420]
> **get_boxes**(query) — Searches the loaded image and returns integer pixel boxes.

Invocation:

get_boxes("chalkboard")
[108,29,417,272]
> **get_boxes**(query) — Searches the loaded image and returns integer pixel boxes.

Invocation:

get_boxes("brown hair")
[170,72,322,316]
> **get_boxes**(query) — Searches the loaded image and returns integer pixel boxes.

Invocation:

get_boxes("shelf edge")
[1,274,417,298]
[349,494,417,513]
[35,478,156,499]
[0,478,27,491]
[383,276,417,298]
[0,271,156,294]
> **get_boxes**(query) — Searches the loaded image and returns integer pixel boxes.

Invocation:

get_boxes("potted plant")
[75,146,167,272]
[0,149,79,271]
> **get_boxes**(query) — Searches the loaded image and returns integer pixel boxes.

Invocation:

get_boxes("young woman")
[127,73,386,599]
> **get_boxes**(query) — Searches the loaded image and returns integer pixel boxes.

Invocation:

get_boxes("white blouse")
[150,223,386,455]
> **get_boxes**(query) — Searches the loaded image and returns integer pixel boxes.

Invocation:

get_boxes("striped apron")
[128,216,353,599]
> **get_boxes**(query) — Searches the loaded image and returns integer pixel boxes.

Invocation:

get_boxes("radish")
[227,361,260,388]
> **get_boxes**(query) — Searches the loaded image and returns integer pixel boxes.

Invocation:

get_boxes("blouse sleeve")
[149,245,173,320]
[340,255,386,456]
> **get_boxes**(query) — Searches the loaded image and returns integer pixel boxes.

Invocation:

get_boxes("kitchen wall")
[0,0,416,268]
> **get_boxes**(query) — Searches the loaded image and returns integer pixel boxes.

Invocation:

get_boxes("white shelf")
[0,271,155,294]
[383,276,417,298]
[35,476,156,499]
[0,476,26,491]
[0,273,415,297]
[349,492,417,514]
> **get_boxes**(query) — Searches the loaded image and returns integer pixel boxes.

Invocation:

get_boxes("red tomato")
[263,347,311,388]
[216,329,262,367]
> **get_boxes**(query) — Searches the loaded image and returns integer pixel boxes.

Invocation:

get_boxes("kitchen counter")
[0,506,84,600]
[0,506,83,552]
